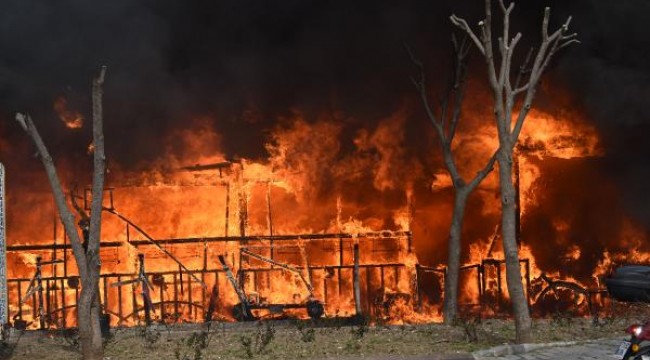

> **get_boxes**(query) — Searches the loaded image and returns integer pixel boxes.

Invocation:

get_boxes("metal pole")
[52,214,57,277]
[266,181,273,237]
[139,254,151,326]
[267,181,274,261]
[525,259,531,309]
[36,257,45,329]
[225,182,230,237]
[0,163,7,338]
[353,243,362,318]
[63,231,68,278]
[60,279,66,328]
[496,264,502,311]
[117,276,123,326]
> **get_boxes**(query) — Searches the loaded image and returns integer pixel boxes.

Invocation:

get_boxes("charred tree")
[407,36,498,324]
[450,0,578,342]
[16,66,108,360]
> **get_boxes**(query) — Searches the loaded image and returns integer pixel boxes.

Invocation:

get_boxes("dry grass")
[3,304,650,360]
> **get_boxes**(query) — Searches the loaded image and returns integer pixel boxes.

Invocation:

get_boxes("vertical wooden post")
[478,260,486,299]
[52,214,58,277]
[353,243,362,318]
[188,275,193,320]
[63,231,68,278]
[205,276,219,323]
[200,272,206,321]
[143,297,151,326]
[179,264,184,296]
[45,280,51,328]
[17,281,23,321]
[117,276,123,326]
[266,181,273,236]
[524,259,531,309]
[102,277,108,319]
[237,177,247,238]
[225,182,230,237]
[496,263,502,311]
[413,265,420,310]
[365,267,371,313]
[338,237,343,297]
[139,255,151,326]
[267,181,274,261]
[406,189,413,253]
[60,278,66,328]
[159,277,165,320]
[323,275,328,306]
[394,266,400,289]
[173,273,179,317]
[0,163,7,337]
[36,257,45,329]
[416,264,422,311]
[476,266,482,304]
[203,240,208,272]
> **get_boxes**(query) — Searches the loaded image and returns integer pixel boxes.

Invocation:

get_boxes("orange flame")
[53,96,84,129]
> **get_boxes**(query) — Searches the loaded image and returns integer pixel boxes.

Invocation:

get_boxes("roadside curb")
[471,338,620,359]
[472,341,577,358]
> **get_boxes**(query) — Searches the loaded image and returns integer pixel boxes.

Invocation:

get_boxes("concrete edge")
[471,341,576,358]
[471,338,619,358]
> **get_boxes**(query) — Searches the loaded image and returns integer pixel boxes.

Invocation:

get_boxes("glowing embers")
[53,96,84,129]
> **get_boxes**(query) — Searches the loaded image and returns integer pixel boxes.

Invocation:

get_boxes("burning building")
[0,0,649,331]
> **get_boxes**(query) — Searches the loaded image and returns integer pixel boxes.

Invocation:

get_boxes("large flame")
[3,90,648,328]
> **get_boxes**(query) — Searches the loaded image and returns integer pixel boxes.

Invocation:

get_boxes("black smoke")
[0,0,648,255]
[0,0,461,166]
[551,0,650,228]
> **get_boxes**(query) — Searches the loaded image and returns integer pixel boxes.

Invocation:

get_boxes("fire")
[17,252,40,266]
[2,88,648,329]
[53,96,84,129]
[518,109,603,159]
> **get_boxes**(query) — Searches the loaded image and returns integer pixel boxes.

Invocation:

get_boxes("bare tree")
[16,66,107,359]
[406,36,498,324]
[450,0,578,342]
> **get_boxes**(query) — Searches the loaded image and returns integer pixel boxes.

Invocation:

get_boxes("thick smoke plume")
[0,0,648,284]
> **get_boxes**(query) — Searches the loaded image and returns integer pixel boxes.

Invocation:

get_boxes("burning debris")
[53,96,84,129]
[2,102,648,332]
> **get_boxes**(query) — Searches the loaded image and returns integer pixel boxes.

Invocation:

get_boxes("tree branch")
[510,11,577,143]
[88,66,107,275]
[481,0,501,96]
[15,113,89,281]
[504,33,522,94]
[447,35,471,143]
[405,43,442,132]
[406,37,469,187]
[497,0,515,89]
[449,15,485,56]
[467,148,500,191]
[513,47,534,96]
[70,186,89,223]
[542,7,550,41]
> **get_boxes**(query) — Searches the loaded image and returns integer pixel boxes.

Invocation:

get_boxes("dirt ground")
[2,307,649,360]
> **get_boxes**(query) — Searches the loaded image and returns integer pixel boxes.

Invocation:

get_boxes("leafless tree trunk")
[16,66,107,359]
[450,0,577,342]
[407,36,498,324]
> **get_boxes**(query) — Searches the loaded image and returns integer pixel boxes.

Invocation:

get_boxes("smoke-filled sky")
[0,0,649,229]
